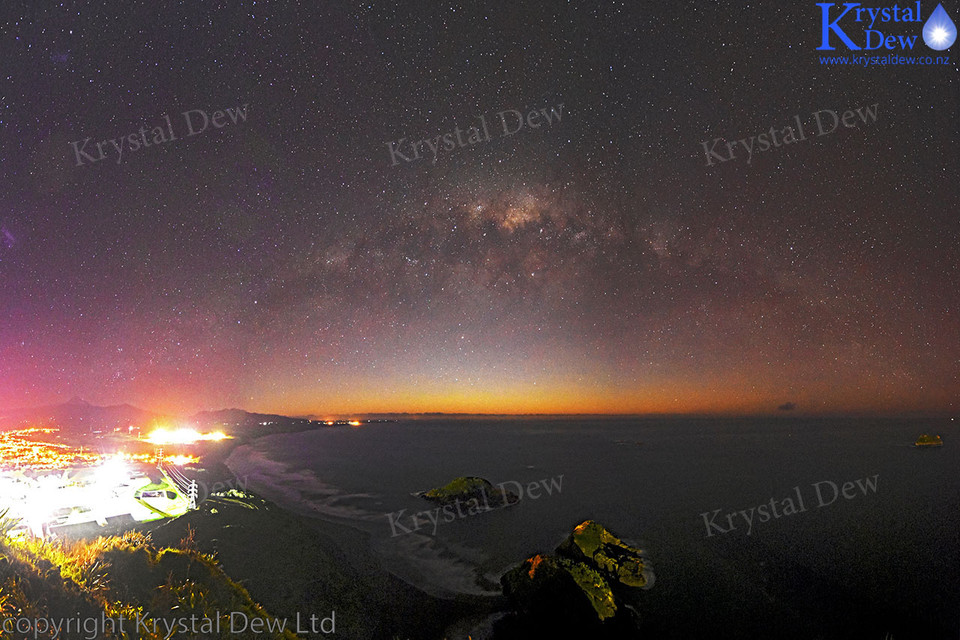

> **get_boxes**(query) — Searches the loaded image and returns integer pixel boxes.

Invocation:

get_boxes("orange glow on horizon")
[62,365,958,419]
[251,385,957,418]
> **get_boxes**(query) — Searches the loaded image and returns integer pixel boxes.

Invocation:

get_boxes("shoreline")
[146,482,500,639]
[13,417,959,638]
[179,428,505,638]
[200,419,959,640]
[221,433,504,600]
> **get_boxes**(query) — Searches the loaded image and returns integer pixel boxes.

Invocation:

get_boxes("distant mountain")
[189,408,320,438]
[0,400,322,439]
[191,408,292,424]
[0,398,162,432]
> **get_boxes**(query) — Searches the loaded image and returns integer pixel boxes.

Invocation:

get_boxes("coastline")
[166,417,960,639]
[158,428,504,639]
[221,431,507,599]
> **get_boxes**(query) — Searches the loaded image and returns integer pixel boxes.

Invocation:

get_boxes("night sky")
[0,1,957,416]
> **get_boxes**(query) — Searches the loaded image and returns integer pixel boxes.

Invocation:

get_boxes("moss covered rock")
[915,434,943,447]
[497,520,654,637]
[418,476,519,508]
[559,519,655,589]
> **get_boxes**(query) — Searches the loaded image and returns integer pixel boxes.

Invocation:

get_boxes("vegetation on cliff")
[0,510,297,639]
[144,490,493,639]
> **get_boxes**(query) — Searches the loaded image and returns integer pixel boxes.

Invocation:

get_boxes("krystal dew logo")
[816,2,957,51]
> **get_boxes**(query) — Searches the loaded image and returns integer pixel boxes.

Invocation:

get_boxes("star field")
[0,1,957,415]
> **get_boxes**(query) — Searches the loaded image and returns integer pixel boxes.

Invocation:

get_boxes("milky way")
[0,2,957,415]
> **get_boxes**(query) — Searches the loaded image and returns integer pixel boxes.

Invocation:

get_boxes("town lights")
[94,456,129,485]
[145,428,230,445]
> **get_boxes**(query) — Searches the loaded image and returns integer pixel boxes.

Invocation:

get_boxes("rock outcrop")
[496,520,654,637]
[418,476,519,508]
[915,434,943,447]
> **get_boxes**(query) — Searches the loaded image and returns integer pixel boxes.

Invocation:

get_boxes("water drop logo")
[922,4,956,50]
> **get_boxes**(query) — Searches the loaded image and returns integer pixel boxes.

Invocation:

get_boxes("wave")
[224,442,379,523]
[224,438,500,597]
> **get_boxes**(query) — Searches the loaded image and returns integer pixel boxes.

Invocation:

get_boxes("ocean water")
[225,416,960,639]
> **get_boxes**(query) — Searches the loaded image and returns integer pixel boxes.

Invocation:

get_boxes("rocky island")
[915,434,944,447]
[495,520,654,638]
[417,475,520,508]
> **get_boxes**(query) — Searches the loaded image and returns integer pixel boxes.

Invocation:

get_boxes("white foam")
[225,440,500,597]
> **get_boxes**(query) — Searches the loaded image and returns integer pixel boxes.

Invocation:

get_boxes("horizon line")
[1,398,956,422]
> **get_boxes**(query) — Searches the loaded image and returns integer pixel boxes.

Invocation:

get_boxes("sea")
[225,416,960,640]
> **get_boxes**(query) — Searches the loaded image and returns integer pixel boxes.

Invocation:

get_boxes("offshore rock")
[418,476,519,508]
[497,520,654,637]
[558,519,656,590]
